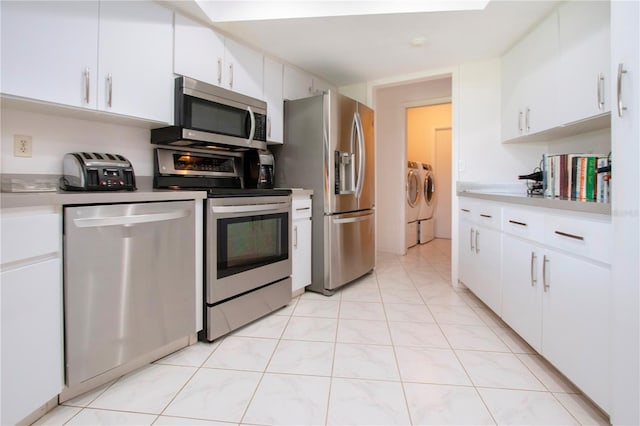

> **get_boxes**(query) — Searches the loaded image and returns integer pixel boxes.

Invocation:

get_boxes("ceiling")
[164,0,561,87]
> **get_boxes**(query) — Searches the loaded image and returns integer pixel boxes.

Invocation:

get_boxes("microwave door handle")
[247,106,256,143]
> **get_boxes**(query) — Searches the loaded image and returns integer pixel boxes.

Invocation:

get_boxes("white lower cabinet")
[499,204,611,413]
[457,199,502,313]
[502,235,543,351]
[541,249,610,412]
[291,195,312,294]
[1,208,63,425]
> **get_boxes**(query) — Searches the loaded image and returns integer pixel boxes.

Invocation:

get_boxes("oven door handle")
[211,203,288,214]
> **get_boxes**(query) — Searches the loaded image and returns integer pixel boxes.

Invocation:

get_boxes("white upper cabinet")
[0,0,173,123]
[263,57,284,143]
[98,1,173,123]
[0,1,99,109]
[283,65,313,100]
[174,13,226,87]
[174,14,263,100]
[557,0,611,124]
[223,38,264,100]
[501,11,559,141]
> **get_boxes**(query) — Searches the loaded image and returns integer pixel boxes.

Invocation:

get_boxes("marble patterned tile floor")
[35,239,610,425]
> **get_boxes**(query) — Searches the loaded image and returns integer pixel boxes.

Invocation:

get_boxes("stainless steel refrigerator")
[273,91,375,295]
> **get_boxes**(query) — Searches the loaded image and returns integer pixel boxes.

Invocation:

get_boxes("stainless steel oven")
[205,195,292,341]
[152,145,292,342]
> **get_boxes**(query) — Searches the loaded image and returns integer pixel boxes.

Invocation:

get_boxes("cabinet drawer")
[502,207,545,243]
[1,209,60,265]
[544,214,612,264]
[475,204,502,230]
[292,197,312,219]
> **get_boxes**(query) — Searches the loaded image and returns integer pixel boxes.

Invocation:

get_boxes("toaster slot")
[123,170,135,187]
[86,169,99,187]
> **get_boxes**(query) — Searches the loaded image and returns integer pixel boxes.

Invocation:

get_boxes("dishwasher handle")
[73,209,191,228]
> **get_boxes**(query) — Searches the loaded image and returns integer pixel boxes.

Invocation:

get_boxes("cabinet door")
[98,1,173,123]
[264,57,284,143]
[501,11,559,139]
[558,0,610,123]
[223,38,263,99]
[174,13,226,87]
[0,1,99,108]
[501,234,542,351]
[541,250,610,412]
[1,258,63,426]
[610,1,640,424]
[522,12,560,134]
[474,225,502,313]
[292,219,312,292]
[283,65,313,100]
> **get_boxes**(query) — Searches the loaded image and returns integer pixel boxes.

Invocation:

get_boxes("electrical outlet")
[14,135,32,158]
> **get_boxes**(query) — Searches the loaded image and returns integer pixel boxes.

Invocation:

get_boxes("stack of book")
[542,153,610,202]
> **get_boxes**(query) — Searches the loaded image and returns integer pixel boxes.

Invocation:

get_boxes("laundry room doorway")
[406,102,452,243]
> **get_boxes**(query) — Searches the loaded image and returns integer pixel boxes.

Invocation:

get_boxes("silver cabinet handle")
[470,228,475,251]
[461,208,470,213]
[267,116,272,138]
[217,58,222,85]
[525,108,531,132]
[480,214,492,219]
[475,230,480,254]
[509,219,528,227]
[543,255,550,292]
[295,207,311,212]
[84,67,90,104]
[617,63,628,117]
[229,63,234,89]
[554,230,584,241]
[293,224,298,248]
[530,252,537,287]
[518,111,523,134]
[597,72,605,110]
[107,73,113,108]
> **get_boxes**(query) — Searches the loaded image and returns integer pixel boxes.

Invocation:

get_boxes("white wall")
[1,108,155,176]
[456,59,547,184]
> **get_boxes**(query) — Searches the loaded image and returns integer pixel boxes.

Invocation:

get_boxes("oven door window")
[185,96,250,139]
[217,212,288,279]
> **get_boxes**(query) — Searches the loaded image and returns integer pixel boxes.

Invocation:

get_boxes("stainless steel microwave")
[151,76,268,151]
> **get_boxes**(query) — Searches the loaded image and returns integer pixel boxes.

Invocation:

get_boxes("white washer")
[406,161,422,248]
[418,163,435,244]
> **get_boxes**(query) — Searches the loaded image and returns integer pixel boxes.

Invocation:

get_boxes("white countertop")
[456,181,610,215]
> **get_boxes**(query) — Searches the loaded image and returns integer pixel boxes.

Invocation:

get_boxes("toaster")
[60,152,136,191]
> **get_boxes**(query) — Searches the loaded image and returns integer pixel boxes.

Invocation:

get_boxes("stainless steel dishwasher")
[63,200,195,386]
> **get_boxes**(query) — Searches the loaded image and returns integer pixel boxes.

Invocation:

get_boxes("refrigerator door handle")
[354,112,365,199]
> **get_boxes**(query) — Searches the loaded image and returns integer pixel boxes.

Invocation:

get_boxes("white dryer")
[418,163,435,244]
[406,161,422,248]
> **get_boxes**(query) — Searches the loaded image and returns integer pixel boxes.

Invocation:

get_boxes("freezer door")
[325,210,375,290]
